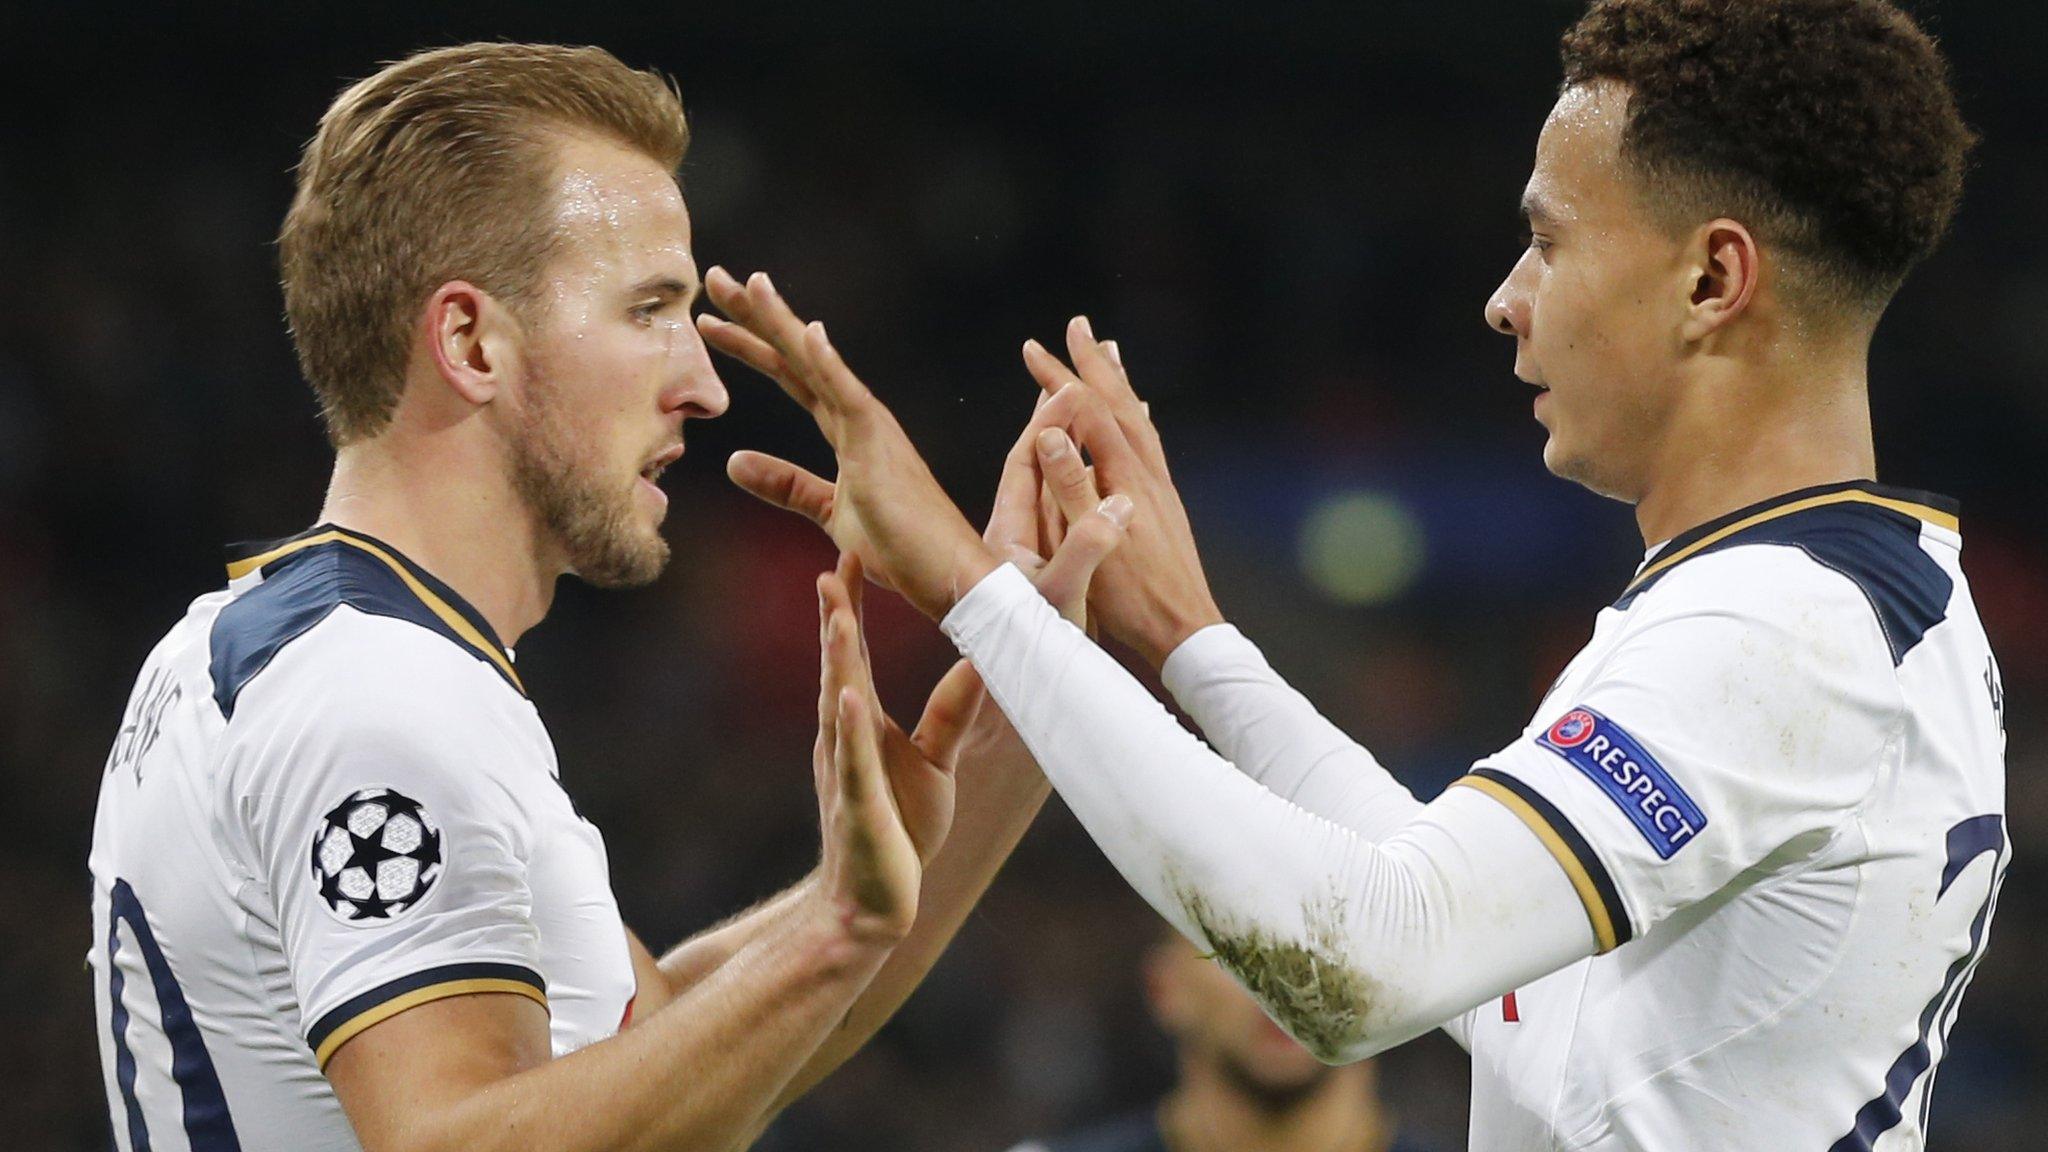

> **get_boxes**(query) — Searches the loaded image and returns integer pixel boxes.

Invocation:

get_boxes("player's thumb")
[728,450,836,527]
[1034,494,1134,623]
[911,659,986,769]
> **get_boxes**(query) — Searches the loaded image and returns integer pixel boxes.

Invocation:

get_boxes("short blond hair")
[279,42,689,446]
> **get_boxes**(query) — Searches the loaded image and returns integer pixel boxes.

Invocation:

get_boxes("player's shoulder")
[1617,481,1958,667]
[210,524,528,725]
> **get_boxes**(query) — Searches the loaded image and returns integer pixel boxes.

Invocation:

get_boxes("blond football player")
[89,42,1125,1152]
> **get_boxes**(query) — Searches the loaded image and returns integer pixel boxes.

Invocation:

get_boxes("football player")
[88,42,1127,1151]
[701,1,2004,1148]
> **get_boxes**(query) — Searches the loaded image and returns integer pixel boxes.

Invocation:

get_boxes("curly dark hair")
[1560,0,1975,310]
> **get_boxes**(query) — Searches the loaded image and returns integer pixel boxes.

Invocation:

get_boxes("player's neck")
[1163,1061,1390,1152]
[1632,344,1877,549]
[318,441,559,647]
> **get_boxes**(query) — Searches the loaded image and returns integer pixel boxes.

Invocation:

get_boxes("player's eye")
[631,299,668,322]
[1519,228,1551,254]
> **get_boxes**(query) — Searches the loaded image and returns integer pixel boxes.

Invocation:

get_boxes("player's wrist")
[934,541,1003,619]
[1135,600,1227,671]
[793,885,905,971]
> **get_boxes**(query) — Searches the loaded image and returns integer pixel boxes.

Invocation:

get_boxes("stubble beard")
[510,377,670,589]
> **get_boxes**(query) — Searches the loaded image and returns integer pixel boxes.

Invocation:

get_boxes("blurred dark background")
[3,1,2043,1148]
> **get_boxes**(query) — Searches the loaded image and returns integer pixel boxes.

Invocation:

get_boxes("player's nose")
[1487,250,1537,337]
[664,324,731,419]
[1486,279,1525,337]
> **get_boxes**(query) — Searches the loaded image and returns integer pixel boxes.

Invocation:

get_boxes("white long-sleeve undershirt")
[944,565,1595,1062]
[1160,623,1427,841]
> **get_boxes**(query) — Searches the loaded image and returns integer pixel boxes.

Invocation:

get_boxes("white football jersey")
[1451,482,2007,1151]
[88,525,637,1151]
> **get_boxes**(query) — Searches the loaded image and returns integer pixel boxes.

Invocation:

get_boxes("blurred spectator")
[1005,922,1438,1152]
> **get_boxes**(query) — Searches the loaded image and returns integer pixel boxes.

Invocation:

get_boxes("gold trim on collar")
[1625,490,1959,598]
[225,529,349,582]
[226,531,523,693]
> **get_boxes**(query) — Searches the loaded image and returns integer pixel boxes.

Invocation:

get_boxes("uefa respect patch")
[1537,707,1705,859]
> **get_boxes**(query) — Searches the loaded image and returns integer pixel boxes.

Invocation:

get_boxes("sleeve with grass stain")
[944,565,1594,1061]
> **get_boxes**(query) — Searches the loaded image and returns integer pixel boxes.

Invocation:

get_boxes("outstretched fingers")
[1063,316,1135,406]
[695,312,788,383]
[703,267,819,410]
[704,265,881,426]
[821,569,904,916]
[1065,317,1170,471]
[833,551,883,707]
[985,383,1085,558]
[816,570,850,753]
[1021,340,1146,479]
[1023,322,1170,476]
[797,319,885,423]
[1021,337,1080,398]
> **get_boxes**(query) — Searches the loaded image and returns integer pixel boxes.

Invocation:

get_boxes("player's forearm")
[652,874,817,1001]
[407,899,890,1152]
[945,565,1594,1061]
[771,739,1052,1110]
[1160,623,1423,840]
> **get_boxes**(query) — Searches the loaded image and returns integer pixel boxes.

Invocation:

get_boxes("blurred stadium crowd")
[2,2,2043,1148]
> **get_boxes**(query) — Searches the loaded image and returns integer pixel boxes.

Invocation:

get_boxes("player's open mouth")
[640,443,686,484]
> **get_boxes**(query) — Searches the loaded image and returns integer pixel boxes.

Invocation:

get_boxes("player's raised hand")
[814,559,925,942]
[826,550,958,868]
[981,386,1135,626]
[701,267,1001,621]
[914,397,1136,772]
[1021,318,1223,669]
[808,463,1129,929]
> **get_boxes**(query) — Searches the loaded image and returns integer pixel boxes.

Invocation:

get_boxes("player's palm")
[830,550,961,865]
[814,561,925,939]
[881,716,958,866]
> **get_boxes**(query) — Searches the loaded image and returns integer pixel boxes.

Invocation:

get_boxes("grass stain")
[1174,882,1376,1062]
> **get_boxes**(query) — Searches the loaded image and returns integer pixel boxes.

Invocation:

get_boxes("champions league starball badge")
[309,787,445,923]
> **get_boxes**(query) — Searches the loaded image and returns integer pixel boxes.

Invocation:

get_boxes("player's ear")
[423,280,519,407]
[1680,218,1760,343]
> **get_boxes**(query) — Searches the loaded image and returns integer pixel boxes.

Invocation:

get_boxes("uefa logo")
[1547,709,1597,748]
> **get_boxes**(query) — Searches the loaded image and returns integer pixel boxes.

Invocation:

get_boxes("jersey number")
[105,878,242,1151]
[1830,815,2005,1151]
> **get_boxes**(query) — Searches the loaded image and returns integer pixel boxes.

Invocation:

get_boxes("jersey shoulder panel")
[210,529,525,721]
[221,601,547,825]
[1617,483,1955,666]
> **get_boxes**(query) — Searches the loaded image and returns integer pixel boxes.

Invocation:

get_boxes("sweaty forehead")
[546,135,693,277]
[1526,82,1632,226]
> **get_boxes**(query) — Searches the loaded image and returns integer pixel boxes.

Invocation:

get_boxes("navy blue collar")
[224,524,521,694]
[1623,480,1958,603]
